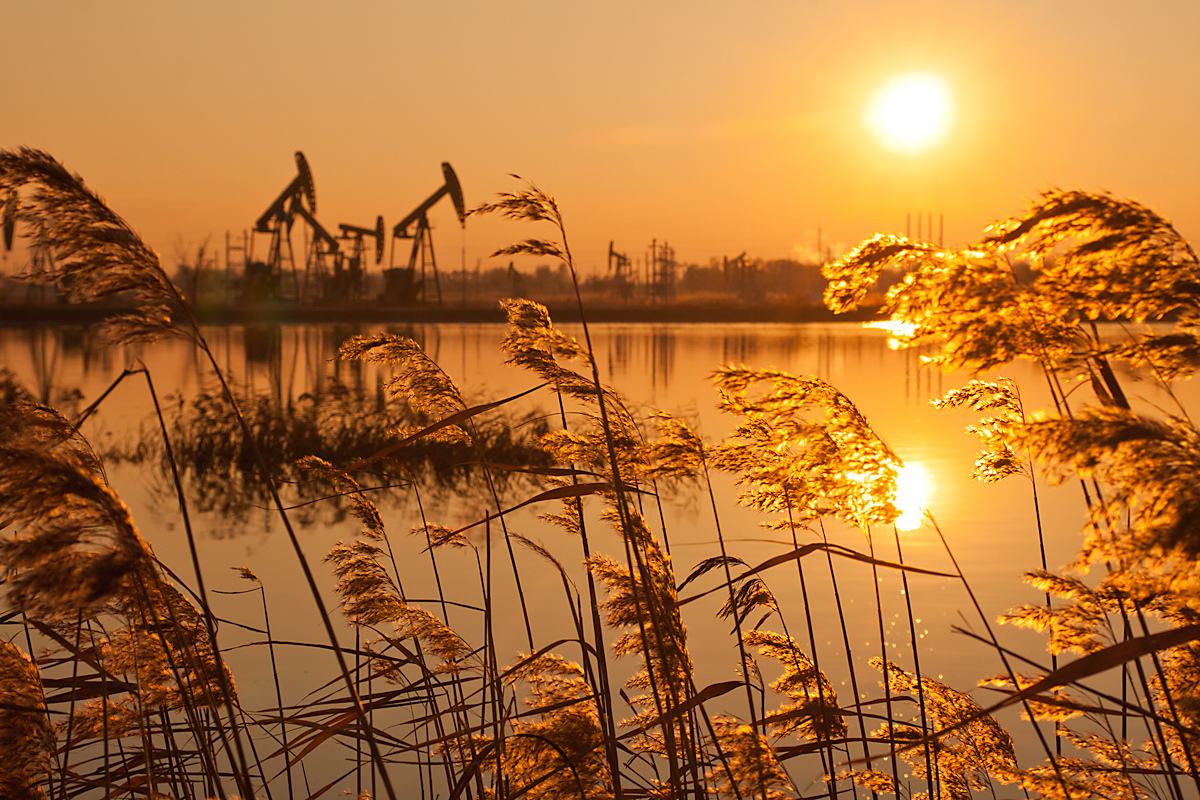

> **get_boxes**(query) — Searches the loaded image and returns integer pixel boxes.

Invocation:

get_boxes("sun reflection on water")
[894,461,933,531]
[863,319,919,350]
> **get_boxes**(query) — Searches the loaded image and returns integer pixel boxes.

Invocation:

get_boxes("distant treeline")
[157,256,832,306]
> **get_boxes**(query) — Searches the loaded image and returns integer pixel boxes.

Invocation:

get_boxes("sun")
[864,72,954,155]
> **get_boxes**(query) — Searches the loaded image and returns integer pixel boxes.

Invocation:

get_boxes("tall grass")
[2,148,1200,800]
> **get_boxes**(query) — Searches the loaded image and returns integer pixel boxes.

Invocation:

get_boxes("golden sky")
[5,1,1200,273]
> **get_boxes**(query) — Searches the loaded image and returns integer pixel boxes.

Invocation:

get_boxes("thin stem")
[865,525,902,794]
[892,527,937,800]
[928,514,1073,797]
[189,322,399,800]
[139,365,256,798]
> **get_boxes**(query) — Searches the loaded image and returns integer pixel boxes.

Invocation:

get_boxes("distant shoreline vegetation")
[0,298,880,325]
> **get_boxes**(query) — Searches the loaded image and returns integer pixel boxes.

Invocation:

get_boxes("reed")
[3,149,1200,800]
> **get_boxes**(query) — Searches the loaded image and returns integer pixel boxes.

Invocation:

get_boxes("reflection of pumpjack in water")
[382,162,466,305]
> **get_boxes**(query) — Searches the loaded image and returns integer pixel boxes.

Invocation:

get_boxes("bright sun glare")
[894,462,933,532]
[865,72,954,155]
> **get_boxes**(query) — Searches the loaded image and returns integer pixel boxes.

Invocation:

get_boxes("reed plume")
[587,503,693,751]
[983,190,1200,325]
[713,367,901,530]
[743,630,844,744]
[0,642,53,800]
[870,658,1016,800]
[340,334,469,436]
[311,456,476,671]
[73,583,235,740]
[0,147,188,345]
[495,652,611,800]
[934,379,1026,483]
[500,297,594,400]
[707,716,796,800]
[0,376,154,619]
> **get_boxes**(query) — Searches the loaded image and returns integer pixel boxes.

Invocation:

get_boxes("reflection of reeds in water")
[101,378,551,530]
[4,148,1200,800]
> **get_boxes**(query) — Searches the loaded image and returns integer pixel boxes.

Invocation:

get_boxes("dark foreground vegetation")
[3,146,1200,800]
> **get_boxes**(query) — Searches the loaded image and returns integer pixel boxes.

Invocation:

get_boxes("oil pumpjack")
[607,240,634,300]
[246,151,316,302]
[246,151,344,303]
[723,251,762,301]
[383,162,466,305]
[335,215,385,302]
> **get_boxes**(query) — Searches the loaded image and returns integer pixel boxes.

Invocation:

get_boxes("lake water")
[1,321,1161,795]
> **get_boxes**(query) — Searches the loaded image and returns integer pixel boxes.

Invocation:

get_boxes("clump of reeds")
[829,188,1200,799]
[102,375,550,526]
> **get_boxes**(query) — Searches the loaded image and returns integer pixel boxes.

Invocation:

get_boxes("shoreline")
[0,301,878,326]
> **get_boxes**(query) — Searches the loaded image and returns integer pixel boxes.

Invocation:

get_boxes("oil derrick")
[607,240,634,300]
[247,151,340,303]
[384,162,465,305]
[334,215,384,303]
[647,239,677,302]
[224,230,249,304]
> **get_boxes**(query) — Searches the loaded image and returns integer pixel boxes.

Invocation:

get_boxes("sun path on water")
[894,461,933,531]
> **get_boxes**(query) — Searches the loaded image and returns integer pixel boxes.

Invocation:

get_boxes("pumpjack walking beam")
[255,151,316,233]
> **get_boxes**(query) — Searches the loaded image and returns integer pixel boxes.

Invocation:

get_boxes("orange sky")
[5,1,1200,274]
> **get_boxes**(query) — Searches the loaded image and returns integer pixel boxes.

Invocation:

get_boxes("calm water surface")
[3,321,1170,792]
